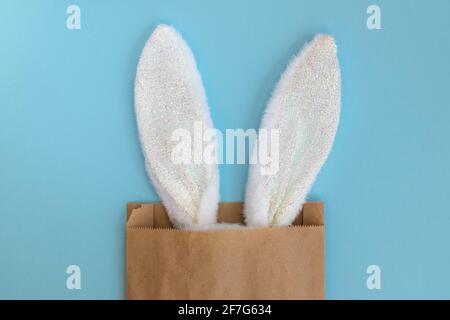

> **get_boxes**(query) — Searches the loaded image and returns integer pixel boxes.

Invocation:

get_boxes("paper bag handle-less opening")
[126,202,325,300]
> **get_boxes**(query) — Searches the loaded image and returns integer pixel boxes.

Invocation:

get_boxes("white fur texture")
[244,34,341,227]
[135,25,220,229]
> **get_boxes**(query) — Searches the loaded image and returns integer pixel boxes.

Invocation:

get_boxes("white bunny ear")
[244,34,340,227]
[135,25,219,229]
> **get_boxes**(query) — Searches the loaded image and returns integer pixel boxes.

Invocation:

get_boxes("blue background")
[1,0,449,299]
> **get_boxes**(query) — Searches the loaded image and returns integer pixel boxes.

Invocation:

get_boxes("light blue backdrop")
[1,0,449,299]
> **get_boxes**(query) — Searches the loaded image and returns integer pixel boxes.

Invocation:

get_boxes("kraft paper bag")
[126,202,325,300]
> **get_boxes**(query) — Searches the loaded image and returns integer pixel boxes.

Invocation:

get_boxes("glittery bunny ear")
[244,34,340,227]
[135,25,219,229]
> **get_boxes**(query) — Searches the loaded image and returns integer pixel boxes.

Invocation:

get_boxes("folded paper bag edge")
[126,201,324,228]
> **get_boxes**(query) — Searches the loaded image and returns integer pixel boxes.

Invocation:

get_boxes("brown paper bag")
[126,201,325,300]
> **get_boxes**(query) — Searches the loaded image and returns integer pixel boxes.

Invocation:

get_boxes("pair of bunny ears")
[135,25,340,229]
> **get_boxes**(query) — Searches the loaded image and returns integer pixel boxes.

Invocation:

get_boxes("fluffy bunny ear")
[135,25,219,229]
[244,34,340,227]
